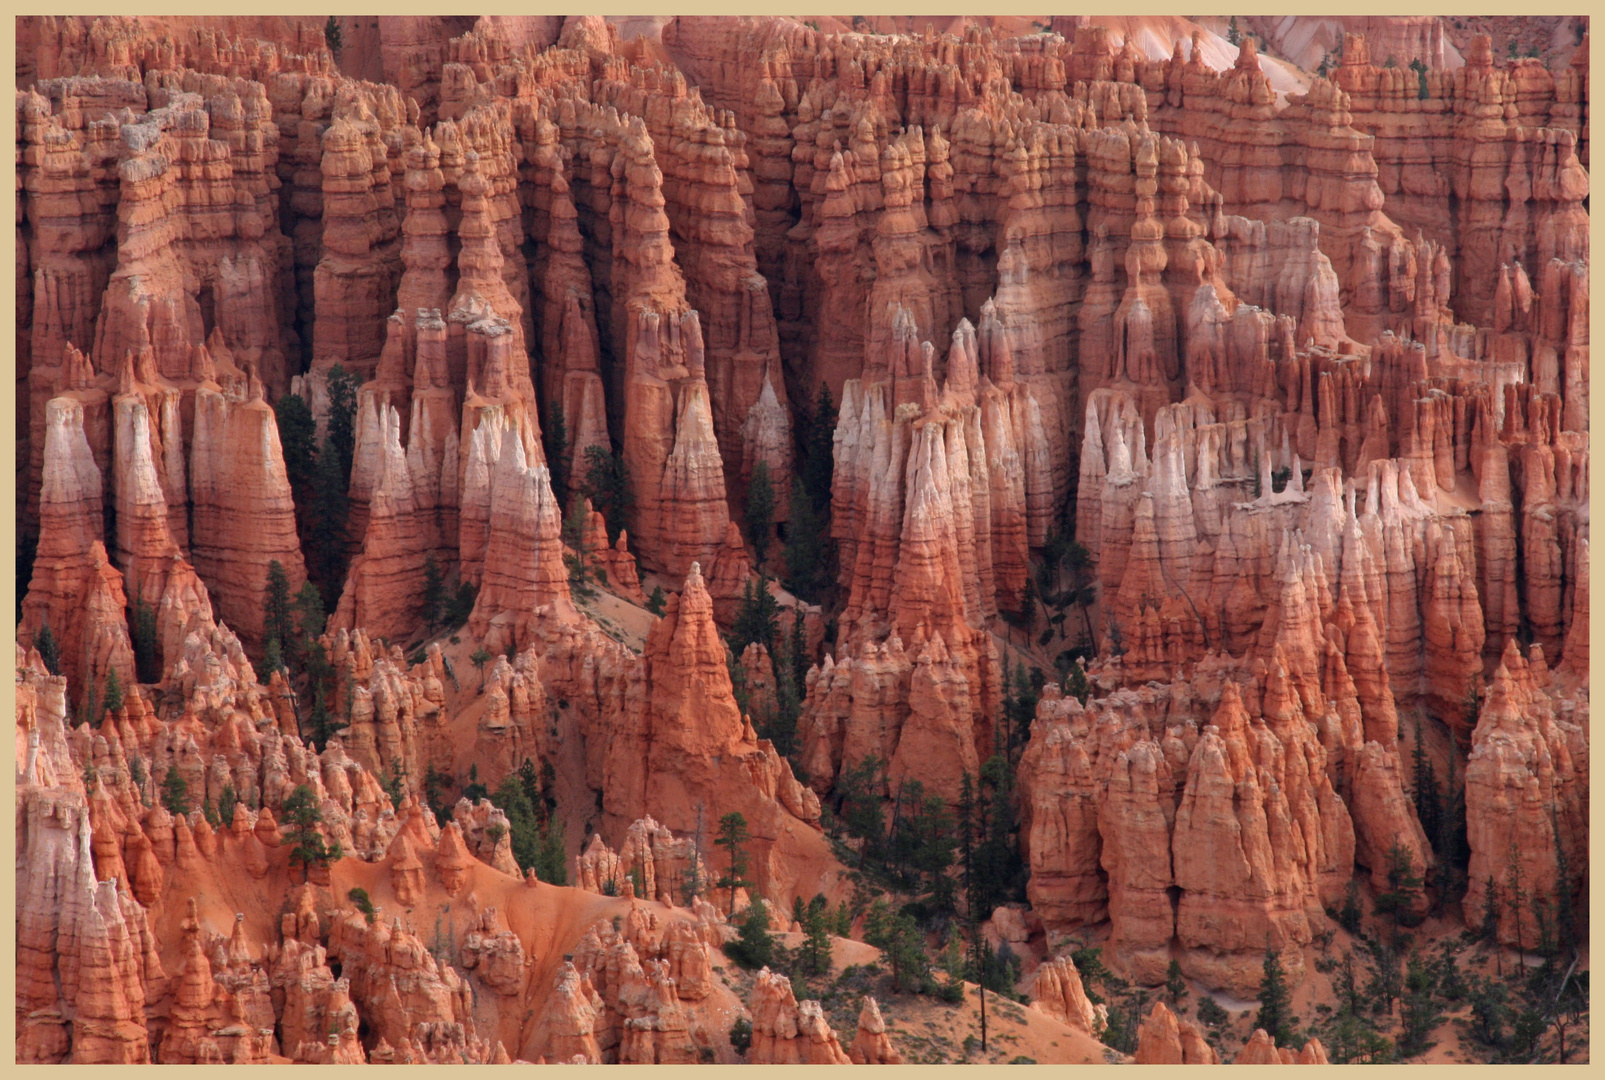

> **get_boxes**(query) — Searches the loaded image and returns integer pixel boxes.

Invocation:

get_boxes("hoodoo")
[14,13,1588,1067]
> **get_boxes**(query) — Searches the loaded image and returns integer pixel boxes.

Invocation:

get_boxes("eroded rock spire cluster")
[15,13,1587,1066]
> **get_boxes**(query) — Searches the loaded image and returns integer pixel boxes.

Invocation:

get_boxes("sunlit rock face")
[14,13,1587,1061]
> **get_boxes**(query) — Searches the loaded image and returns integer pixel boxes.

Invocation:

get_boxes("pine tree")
[535,817,568,885]
[714,811,753,914]
[102,667,125,719]
[258,637,285,681]
[1064,658,1091,704]
[543,399,569,511]
[218,784,239,828]
[1397,952,1442,1057]
[492,772,541,872]
[421,554,445,631]
[801,382,836,512]
[274,391,318,502]
[305,683,344,752]
[728,1016,753,1056]
[326,364,357,478]
[798,895,834,977]
[788,614,809,701]
[1166,959,1189,1005]
[34,620,60,676]
[745,461,775,561]
[645,586,666,616]
[162,767,191,816]
[1256,941,1299,1047]
[1479,875,1501,946]
[1362,936,1404,1019]
[1551,810,1577,954]
[323,15,343,57]
[131,596,161,683]
[1374,840,1425,929]
[1227,16,1242,46]
[727,899,774,970]
[1410,719,1441,842]
[782,483,828,602]
[282,783,342,878]
[731,577,780,651]
[294,579,326,641]
[310,433,350,606]
[730,576,780,655]
[582,445,631,544]
[1503,840,1528,964]
[447,581,477,627]
[470,647,492,690]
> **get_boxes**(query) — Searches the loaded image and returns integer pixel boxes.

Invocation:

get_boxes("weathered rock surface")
[14,13,1589,1064]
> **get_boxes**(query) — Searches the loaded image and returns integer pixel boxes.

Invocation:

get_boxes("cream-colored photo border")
[0,2,1597,1071]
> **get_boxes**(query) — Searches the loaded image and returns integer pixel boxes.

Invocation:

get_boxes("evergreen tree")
[305,683,345,752]
[863,901,933,992]
[1551,810,1577,954]
[309,433,351,606]
[1396,951,1442,1058]
[782,483,829,602]
[1255,942,1299,1047]
[582,445,631,544]
[447,581,478,627]
[161,767,191,816]
[282,783,342,877]
[727,899,774,970]
[326,364,357,478]
[801,382,836,512]
[348,886,376,924]
[728,1017,753,1056]
[1227,16,1241,45]
[543,399,569,510]
[730,576,780,655]
[1374,840,1425,929]
[492,772,541,872]
[1335,878,1364,934]
[421,554,445,630]
[34,620,60,676]
[1362,935,1402,1018]
[563,501,598,600]
[131,596,161,683]
[102,667,125,719]
[745,461,775,559]
[380,761,406,810]
[788,614,809,701]
[1479,875,1501,946]
[645,586,666,616]
[1166,959,1189,1006]
[323,15,343,56]
[470,647,493,690]
[797,895,834,977]
[1503,840,1528,962]
[258,637,285,681]
[1410,719,1441,842]
[535,817,568,885]
[834,756,886,861]
[218,783,238,828]
[714,811,753,914]
[293,579,327,645]
[274,391,318,502]
[1195,994,1230,1040]
[1064,658,1091,704]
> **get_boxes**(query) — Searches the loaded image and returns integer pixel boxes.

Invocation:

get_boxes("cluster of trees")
[1306,820,1586,1063]
[274,364,357,612]
[487,757,568,885]
[726,579,810,769]
[781,384,837,603]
